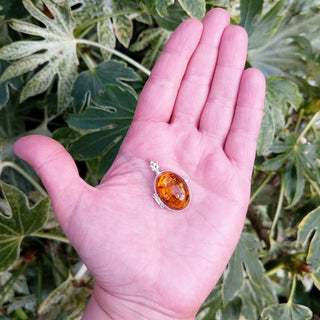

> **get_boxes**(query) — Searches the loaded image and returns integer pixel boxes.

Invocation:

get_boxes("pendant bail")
[150,160,160,175]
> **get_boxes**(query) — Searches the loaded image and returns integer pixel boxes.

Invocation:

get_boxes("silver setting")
[153,193,165,208]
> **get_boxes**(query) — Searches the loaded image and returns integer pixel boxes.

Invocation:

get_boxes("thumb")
[14,135,86,231]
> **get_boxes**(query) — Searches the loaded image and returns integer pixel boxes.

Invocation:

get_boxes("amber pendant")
[150,161,190,211]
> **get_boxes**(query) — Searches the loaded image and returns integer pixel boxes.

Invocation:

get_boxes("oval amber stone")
[155,171,190,211]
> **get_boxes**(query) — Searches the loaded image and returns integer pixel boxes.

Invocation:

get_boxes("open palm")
[14,8,265,320]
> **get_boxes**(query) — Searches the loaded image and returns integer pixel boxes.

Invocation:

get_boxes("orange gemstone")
[155,171,190,211]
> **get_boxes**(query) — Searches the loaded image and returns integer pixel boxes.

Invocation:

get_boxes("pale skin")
[14,8,266,320]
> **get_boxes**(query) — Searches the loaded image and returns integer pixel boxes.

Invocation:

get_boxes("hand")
[14,8,266,320]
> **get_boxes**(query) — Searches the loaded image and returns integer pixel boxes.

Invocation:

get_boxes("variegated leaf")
[0,0,78,110]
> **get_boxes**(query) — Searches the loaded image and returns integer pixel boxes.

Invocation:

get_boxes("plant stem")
[288,275,297,304]
[37,261,43,307]
[76,39,151,76]
[309,178,320,198]
[293,108,304,136]
[32,232,70,244]
[297,111,320,141]
[269,176,285,241]
[77,47,96,70]
[0,161,47,197]
[264,263,285,277]
[250,172,273,204]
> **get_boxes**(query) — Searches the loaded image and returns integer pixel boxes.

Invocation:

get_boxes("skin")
[14,8,266,320]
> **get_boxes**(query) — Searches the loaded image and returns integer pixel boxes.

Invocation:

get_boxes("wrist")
[82,284,196,320]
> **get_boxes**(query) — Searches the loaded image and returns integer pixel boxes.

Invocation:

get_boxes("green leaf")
[38,273,90,317]
[240,0,263,34]
[68,106,131,130]
[257,104,275,156]
[223,233,264,303]
[177,0,205,19]
[283,159,305,207]
[0,0,78,110]
[0,271,29,305]
[154,0,174,17]
[0,60,22,109]
[130,28,171,69]
[51,127,81,150]
[261,303,313,320]
[246,0,320,79]
[257,79,302,155]
[239,278,278,319]
[262,134,296,170]
[197,287,223,319]
[153,2,188,31]
[241,0,284,50]
[0,182,50,272]
[70,0,112,26]
[98,17,116,61]
[0,0,29,21]
[197,287,241,320]
[70,129,122,160]
[113,15,133,48]
[68,85,136,160]
[219,298,241,320]
[70,0,116,59]
[92,84,137,111]
[71,60,139,113]
[262,132,320,205]
[267,79,302,128]
[297,206,320,287]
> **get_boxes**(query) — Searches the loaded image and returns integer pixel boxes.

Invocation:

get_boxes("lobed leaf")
[261,303,313,320]
[69,85,136,161]
[262,133,320,205]
[71,60,139,113]
[257,79,302,155]
[241,0,284,50]
[196,287,241,320]
[239,278,278,319]
[0,60,22,109]
[71,0,113,26]
[0,0,78,110]
[0,182,50,272]
[223,233,264,303]
[297,206,320,288]
[0,0,28,21]
[243,0,320,79]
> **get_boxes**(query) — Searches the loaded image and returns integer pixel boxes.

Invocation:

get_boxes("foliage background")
[0,0,320,319]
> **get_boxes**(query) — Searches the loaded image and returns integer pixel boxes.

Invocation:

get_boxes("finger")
[13,135,87,231]
[199,26,248,143]
[224,68,266,172]
[170,8,230,126]
[133,18,203,123]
